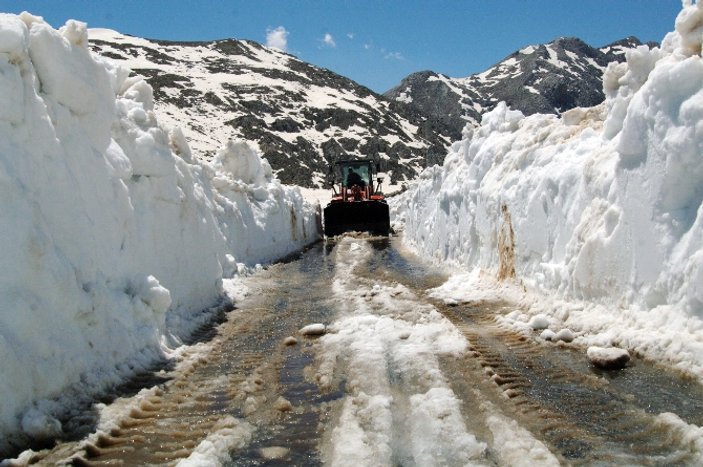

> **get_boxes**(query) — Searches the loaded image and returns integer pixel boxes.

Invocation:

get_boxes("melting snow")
[318,238,487,466]
[392,2,703,382]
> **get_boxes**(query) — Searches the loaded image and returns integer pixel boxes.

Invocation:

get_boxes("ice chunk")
[274,396,293,412]
[540,329,556,341]
[587,346,630,370]
[299,323,326,336]
[554,329,575,343]
[528,314,550,330]
[259,446,290,460]
[283,336,298,346]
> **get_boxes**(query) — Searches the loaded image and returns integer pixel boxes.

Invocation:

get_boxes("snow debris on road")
[654,412,703,465]
[528,314,550,330]
[299,323,327,336]
[318,238,488,466]
[283,336,298,346]
[273,396,293,412]
[540,330,557,341]
[259,446,290,460]
[587,346,631,370]
[392,2,703,382]
[176,416,253,467]
[553,329,575,343]
[0,12,319,448]
[480,399,560,467]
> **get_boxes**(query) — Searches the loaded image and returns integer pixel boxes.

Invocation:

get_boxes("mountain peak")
[602,36,643,49]
[386,35,647,133]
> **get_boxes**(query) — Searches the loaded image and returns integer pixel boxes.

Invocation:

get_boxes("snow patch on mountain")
[392,2,703,380]
[0,13,318,450]
[87,28,450,188]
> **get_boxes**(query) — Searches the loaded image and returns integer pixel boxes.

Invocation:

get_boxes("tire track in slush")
[438,302,703,465]
[23,244,337,466]
[318,237,493,466]
[13,238,703,466]
[62,308,282,466]
[362,237,703,465]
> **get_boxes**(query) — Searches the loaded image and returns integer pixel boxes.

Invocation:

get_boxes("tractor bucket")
[323,200,390,237]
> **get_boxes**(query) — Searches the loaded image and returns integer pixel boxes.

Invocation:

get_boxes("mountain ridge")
[90,30,451,188]
[89,30,651,187]
[385,36,659,140]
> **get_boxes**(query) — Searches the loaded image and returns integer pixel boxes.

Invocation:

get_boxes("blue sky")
[1,1,683,93]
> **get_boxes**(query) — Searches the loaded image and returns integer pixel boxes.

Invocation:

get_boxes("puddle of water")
[591,362,703,425]
[221,243,340,466]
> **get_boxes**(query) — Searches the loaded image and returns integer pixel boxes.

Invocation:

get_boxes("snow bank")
[392,2,703,378]
[0,13,318,449]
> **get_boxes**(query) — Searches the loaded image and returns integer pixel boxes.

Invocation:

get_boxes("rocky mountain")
[88,30,650,188]
[385,36,657,140]
[88,30,452,188]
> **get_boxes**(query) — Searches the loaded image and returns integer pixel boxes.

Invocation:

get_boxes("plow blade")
[323,200,390,237]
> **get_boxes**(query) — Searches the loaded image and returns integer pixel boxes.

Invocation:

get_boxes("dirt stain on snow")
[497,204,517,281]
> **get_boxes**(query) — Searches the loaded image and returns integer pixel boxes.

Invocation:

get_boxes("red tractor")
[323,159,391,237]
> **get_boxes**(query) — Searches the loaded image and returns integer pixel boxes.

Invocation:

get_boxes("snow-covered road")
[8,237,703,466]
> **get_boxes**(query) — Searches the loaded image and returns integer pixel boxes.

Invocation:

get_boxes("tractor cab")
[343,163,370,188]
[323,159,391,237]
[329,160,383,202]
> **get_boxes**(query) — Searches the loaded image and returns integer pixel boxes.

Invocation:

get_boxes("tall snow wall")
[393,4,703,328]
[0,13,319,447]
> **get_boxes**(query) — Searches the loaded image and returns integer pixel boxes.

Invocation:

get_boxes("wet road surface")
[7,236,703,466]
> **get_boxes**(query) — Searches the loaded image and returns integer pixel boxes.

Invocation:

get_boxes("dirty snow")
[480,399,560,467]
[176,416,253,467]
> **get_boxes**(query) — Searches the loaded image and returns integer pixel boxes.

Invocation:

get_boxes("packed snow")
[317,238,489,466]
[0,12,319,449]
[392,1,703,382]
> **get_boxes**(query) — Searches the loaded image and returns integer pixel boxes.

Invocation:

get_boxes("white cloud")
[347,33,355,40]
[385,51,405,61]
[266,26,288,52]
[323,33,336,48]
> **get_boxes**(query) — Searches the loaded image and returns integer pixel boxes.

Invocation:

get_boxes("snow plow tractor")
[323,159,391,237]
